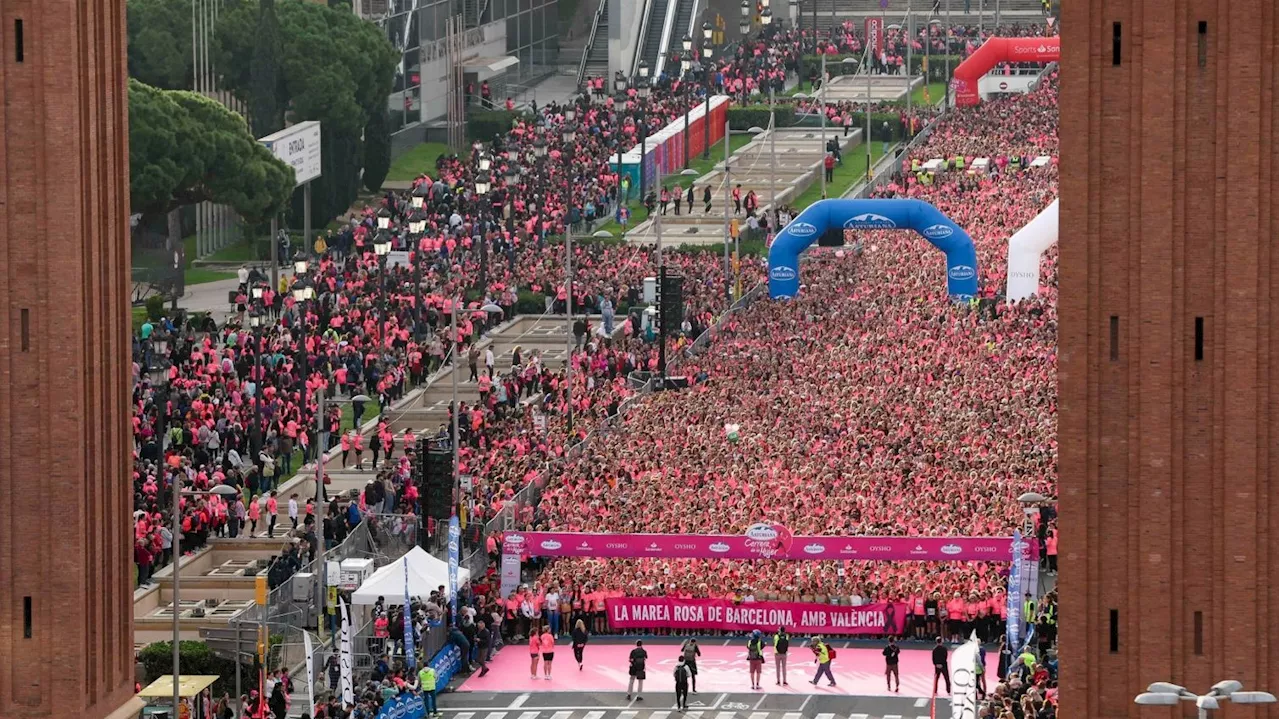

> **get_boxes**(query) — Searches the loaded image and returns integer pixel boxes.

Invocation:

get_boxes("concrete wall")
[418,20,510,123]
[611,0,648,77]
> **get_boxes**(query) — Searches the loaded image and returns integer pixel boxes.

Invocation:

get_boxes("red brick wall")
[0,0,135,717]
[1059,0,1278,716]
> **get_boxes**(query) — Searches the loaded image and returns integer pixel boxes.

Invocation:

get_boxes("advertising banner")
[949,632,981,719]
[864,17,884,61]
[499,537,522,598]
[429,643,465,689]
[259,120,322,186]
[302,631,316,713]
[606,597,907,634]
[447,516,461,626]
[339,601,354,706]
[504,528,1030,563]
[376,691,426,719]
[403,558,416,669]
[1005,531,1024,648]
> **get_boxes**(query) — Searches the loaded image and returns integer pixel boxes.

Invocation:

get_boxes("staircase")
[663,0,695,69]
[637,0,670,77]
[584,1,610,80]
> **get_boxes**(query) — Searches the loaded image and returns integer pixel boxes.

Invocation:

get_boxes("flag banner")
[340,601,354,706]
[606,597,907,634]
[403,558,416,669]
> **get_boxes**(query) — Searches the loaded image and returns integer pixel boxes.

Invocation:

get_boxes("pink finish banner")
[504,527,1032,562]
[606,597,908,635]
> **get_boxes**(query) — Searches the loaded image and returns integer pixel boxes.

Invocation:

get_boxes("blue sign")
[430,643,464,690]
[376,691,426,719]
[1005,531,1024,649]
[447,516,461,626]
[403,558,416,670]
[767,199,980,299]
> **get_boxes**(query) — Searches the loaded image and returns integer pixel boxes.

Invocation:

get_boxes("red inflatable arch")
[951,37,1060,107]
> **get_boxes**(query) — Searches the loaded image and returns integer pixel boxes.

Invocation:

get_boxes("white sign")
[260,121,323,186]
[386,250,412,268]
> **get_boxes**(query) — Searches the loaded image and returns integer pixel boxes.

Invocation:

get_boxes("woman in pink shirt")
[528,628,542,679]
[539,627,556,679]
[247,494,261,535]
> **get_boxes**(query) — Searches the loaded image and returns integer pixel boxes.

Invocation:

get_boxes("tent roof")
[350,546,471,605]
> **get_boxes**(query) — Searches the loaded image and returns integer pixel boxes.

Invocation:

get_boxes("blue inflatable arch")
[767,199,979,299]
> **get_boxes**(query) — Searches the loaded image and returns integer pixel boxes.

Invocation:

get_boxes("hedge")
[800,54,964,82]
[728,105,798,131]
[792,111,907,141]
[139,640,246,697]
[466,110,523,143]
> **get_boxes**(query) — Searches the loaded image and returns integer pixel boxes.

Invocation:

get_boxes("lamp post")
[474,168,492,294]
[614,73,629,202]
[739,0,751,37]
[680,47,693,168]
[411,182,429,210]
[560,120,578,433]
[408,210,428,342]
[1135,681,1277,719]
[373,230,392,349]
[701,22,715,161]
[637,61,651,202]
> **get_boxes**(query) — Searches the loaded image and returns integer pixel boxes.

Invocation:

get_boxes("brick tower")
[0,1,141,718]
[1058,1,1278,716]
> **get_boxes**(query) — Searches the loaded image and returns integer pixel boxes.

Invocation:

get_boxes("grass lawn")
[791,142,891,209]
[340,398,382,434]
[909,82,947,107]
[387,142,451,182]
[185,267,238,285]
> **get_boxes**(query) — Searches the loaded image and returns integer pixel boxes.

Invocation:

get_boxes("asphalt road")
[437,690,944,719]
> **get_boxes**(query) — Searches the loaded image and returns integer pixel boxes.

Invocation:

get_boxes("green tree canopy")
[126,0,192,89]
[128,79,296,223]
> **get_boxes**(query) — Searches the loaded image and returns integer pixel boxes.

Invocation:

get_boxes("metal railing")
[577,0,609,89]
[850,101,951,199]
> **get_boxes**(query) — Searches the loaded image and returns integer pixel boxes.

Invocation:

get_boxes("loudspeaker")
[418,448,453,521]
[659,271,684,331]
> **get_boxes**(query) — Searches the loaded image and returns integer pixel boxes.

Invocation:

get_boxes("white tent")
[350,546,472,607]
[1005,199,1059,301]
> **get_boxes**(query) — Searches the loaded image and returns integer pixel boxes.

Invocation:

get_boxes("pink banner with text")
[606,597,908,635]
[502,525,1032,562]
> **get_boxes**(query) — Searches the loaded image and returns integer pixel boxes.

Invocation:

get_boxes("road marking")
[850,714,870,719]
[583,711,604,719]
[716,713,737,719]
[915,697,930,707]
[883,715,903,719]
[510,695,531,709]
[618,712,638,719]
[749,713,771,719]
[711,694,728,710]
[483,712,508,719]
[648,713,669,719]
[814,713,836,719]
[686,712,703,719]
[751,695,769,711]
[781,714,803,719]
[453,713,474,719]
[797,696,813,713]
[919,716,935,719]
[550,712,573,719]
[516,712,539,719]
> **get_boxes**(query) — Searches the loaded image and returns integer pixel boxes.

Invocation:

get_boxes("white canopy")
[350,546,472,606]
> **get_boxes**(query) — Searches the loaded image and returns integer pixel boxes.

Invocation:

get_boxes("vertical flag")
[403,557,416,669]
[302,631,316,714]
[949,632,981,719]
[448,515,462,626]
[1005,531,1024,649]
[339,601,354,707]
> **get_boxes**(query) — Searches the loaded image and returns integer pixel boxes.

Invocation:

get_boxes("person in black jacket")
[772,628,789,686]
[570,619,590,670]
[883,637,901,692]
[626,640,648,701]
[476,621,492,676]
[931,637,951,694]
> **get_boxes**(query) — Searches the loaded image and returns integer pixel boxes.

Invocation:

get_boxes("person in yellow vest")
[418,664,440,717]
[314,234,327,256]
[809,635,835,686]
[955,155,965,171]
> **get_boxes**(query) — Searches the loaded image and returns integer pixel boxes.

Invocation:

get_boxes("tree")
[248,0,285,137]
[129,79,296,222]
[126,0,192,89]
[214,0,398,225]
[363,108,392,193]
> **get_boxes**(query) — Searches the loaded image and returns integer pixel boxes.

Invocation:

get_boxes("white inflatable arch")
[1005,199,1059,301]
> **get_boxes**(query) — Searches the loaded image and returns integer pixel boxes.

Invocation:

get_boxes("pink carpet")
[460,643,996,697]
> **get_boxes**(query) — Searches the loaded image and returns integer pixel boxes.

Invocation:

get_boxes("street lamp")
[701,21,716,161]
[293,252,309,276]
[789,0,799,31]
[1135,681,1277,718]
[761,7,773,27]
[561,122,577,145]
[373,231,392,349]
[614,73,628,95]
[564,106,577,124]
[532,137,548,159]
[411,183,429,209]
[739,0,751,36]
[377,207,392,230]
[478,152,492,172]
[682,33,693,52]
[474,171,491,196]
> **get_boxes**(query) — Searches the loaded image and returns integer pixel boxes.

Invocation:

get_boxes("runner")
[528,625,542,680]
[539,625,556,680]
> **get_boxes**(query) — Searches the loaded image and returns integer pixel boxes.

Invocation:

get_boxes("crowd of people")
[127,10,1063,714]
[489,74,1061,652]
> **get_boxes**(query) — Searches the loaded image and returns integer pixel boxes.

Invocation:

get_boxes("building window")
[1112,22,1122,65]
[1109,315,1119,361]
[1194,316,1204,360]
[1109,609,1119,652]
[14,19,23,63]
[1197,21,1207,68]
